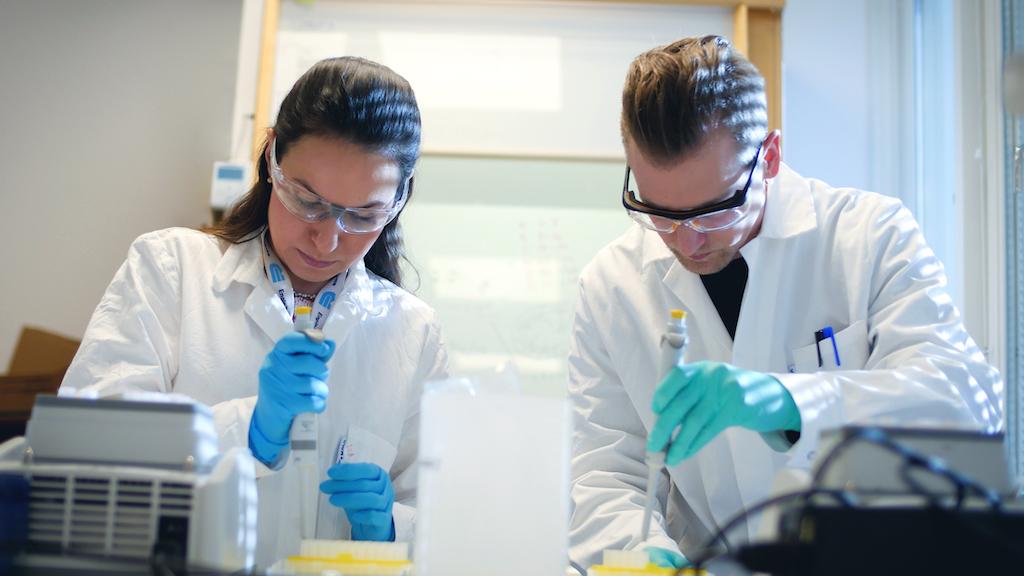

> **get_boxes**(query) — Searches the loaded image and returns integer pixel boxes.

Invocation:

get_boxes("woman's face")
[267,134,403,292]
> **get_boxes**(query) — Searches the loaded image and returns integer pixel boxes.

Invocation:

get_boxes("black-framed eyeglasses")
[622,142,762,233]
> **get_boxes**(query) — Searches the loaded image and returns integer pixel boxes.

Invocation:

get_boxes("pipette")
[293,305,323,540]
[640,309,688,543]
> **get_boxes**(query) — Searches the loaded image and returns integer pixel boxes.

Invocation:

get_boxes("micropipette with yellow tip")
[640,309,688,543]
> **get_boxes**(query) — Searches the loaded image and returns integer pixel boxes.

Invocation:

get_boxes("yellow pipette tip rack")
[590,567,703,576]
[589,550,705,576]
[272,540,412,576]
[284,554,411,576]
[670,309,686,319]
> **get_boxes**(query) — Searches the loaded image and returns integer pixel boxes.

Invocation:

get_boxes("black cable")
[813,427,1002,511]
[809,426,887,488]
[150,552,178,576]
[894,459,1024,563]
[679,487,855,572]
[679,427,1012,574]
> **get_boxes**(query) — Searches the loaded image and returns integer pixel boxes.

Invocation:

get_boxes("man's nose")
[670,224,707,256]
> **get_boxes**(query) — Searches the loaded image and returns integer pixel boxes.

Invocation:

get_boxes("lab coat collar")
[210,234,380,347]
[212,236,264,292]
[321,260,376,347]
[756,162,817,241]
[213,237,292,344]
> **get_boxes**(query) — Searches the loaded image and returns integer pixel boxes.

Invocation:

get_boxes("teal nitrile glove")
[320,462,396,541]
[646,547,689,569]
[249,332,336,466]
[648,361,801,465]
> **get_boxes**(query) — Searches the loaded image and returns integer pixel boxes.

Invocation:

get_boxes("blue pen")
[814,326,841,367]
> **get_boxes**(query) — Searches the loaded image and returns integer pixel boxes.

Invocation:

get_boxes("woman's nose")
[309,218,340,254]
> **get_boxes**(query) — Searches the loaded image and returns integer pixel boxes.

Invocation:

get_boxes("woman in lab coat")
[60,57,447,567]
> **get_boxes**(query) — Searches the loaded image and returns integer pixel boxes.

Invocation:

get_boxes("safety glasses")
[269,139,410,234]
[623,143,762,234]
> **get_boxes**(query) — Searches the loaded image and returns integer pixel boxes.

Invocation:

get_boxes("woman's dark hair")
[205,56,421,288]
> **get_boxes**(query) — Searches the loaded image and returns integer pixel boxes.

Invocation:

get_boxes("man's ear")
[761,130,782,179]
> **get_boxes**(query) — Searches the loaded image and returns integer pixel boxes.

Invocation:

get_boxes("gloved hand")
[648,361,800,465]
[320,462,395,541]
[646,547,689,569]
[248,332,336,466]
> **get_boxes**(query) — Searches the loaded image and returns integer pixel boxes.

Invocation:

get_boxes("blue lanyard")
[260,231,340,329]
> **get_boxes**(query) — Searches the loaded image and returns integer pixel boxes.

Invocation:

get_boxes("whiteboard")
[266,1,735,394]
[392,151,628,395]
[401,201,631,394]
[272,0,733,158]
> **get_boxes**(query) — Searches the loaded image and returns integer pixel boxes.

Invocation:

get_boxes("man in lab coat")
[568,35,1004,569]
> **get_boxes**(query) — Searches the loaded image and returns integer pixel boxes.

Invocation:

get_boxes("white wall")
[0,0,241,369]
[781,0,872,192]
[782,0,1000,357]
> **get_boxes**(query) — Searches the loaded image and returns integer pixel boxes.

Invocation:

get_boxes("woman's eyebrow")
[293,176,323,198]
[292,176,390,210]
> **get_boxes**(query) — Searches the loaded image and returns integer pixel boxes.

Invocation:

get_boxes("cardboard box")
[0,326,80,442]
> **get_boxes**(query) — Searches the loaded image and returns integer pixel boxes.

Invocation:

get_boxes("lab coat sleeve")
[58,232,272,475]
[391,312,449,544]
[60,231,183,397]
[568,279,682,569]
[774,200,1004,466]
[211,395,269,476]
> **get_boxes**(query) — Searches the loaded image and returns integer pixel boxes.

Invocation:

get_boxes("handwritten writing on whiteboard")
[402,202,628,394]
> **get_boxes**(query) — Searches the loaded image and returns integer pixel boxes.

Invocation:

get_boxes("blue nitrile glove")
[646,547,689,569]
[648,361,801,465]
[320,462,396,541]
[249,332,336,466]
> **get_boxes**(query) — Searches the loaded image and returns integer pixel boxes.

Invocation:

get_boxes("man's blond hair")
[621,35,767,166]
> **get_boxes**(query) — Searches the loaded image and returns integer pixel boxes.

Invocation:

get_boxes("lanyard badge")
[260,231,340,329]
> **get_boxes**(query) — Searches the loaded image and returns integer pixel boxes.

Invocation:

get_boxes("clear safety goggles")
[270,139,410,234]
[623,143,761,234]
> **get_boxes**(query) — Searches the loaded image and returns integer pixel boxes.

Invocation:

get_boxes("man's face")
[625,130,767,275]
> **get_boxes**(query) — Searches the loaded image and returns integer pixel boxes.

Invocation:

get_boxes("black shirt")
[702,256,801,442]
[699,256,749,340]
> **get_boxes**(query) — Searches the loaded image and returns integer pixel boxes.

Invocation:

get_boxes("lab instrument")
[292,305,323,540]
[0,395,257,572]
[641,310,687,543]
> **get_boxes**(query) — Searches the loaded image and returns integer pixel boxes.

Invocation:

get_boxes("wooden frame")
[252,0,784,160]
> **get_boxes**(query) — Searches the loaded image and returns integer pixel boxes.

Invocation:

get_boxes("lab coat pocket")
[317,425,399,539]
[789,320,869,373]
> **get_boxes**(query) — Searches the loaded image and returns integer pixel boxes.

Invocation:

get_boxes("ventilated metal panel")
[26,473,193,560]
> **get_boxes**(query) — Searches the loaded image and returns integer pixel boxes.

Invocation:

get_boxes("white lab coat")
[567,163,1004,568]
[60,228,448,569]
